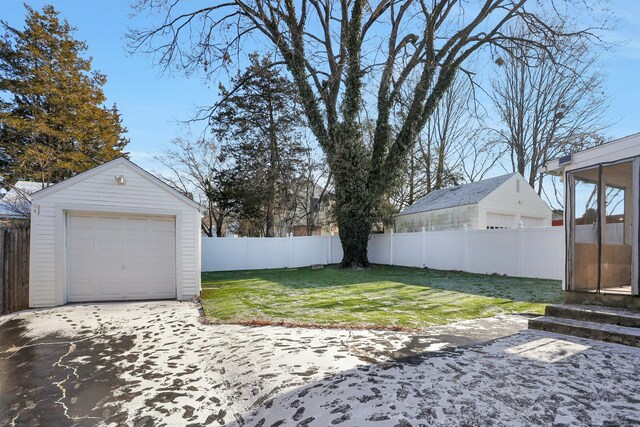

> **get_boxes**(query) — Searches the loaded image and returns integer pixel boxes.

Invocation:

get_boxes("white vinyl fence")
[202,226,564,280]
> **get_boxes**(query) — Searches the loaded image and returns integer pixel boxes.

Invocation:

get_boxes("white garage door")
[486,213,515,229]
[66,213,176,302]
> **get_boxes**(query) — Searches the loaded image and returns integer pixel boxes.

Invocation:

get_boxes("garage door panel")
[67,213,176,302]
[123,240,174,257]
[96,216,124,231]
[97,238,123,253]
[69,215,95,230]
[68,278,122,301]
[125,218,152,232]
[152,219,174,232]
[67,238,94,255]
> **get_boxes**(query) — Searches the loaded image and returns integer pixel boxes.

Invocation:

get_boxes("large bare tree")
[130,0,601,267]
[490,30,608,194]
[392,75,477,211]
[155,138,235,237]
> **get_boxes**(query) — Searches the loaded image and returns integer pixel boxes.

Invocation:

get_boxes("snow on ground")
[1,301,639,426]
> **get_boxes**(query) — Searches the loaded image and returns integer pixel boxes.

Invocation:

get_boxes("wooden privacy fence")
[0,228,30,315]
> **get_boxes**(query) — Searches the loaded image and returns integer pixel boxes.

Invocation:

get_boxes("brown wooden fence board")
[0,228,30,315]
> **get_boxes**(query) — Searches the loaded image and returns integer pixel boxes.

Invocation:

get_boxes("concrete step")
[545,304,640,328]
[528,316,640,347]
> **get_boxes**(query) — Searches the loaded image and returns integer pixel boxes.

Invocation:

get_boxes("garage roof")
[398,173,516,216]
[31,157,202,210]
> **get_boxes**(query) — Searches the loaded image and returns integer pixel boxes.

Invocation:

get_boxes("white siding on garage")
[395,205,479,232]
[29,159,201,308]
[521,216,546,228]
[477,174,552,229]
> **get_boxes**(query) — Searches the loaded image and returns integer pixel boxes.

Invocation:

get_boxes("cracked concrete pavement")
[1,301,639,426]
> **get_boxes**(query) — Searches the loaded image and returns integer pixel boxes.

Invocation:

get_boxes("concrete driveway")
[1,301,639,426]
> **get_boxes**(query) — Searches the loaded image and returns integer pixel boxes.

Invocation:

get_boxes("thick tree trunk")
[334,172,372,268]
[337,212,371,268]
[216,219,224,237]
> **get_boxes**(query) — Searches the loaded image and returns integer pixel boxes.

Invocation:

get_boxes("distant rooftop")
[0,181,50,218]
[398,173,516,216]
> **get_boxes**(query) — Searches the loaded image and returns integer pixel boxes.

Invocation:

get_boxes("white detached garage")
[29,158,201,307]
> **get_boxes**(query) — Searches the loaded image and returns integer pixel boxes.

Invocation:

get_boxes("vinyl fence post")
[324,235,329,265]
[421,227,426,268]
[462,224,468,272]
[517,222,524,277]
[389,229,394,266]
[243,236,249,270]
[289,233,295,268]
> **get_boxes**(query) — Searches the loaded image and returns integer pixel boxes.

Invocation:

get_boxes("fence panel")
[466,229,520,276]
[424,230,466,271]
[1,228,30,315]
[201,227,564,280]
[292,236,327,267]
[521,227,564,280]
[245,237,288,270]
[201,237,247,271]
[368,234,391,264]
[392,232,423,267]
[330,235,343,264]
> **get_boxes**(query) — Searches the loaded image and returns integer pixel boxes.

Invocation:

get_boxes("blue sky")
[2,1,640,176]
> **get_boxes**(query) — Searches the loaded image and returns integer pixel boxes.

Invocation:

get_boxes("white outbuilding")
[29,158,202,307]
[395,172,552,232]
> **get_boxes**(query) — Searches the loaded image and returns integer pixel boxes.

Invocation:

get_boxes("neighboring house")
[395,172,552,232]
[552,209,564,226]
[278,184,338,236]
[0,181,49,226]
[289,184,337,236]
[29,157,202,308]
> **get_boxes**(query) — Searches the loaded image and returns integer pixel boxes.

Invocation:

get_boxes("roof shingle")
[398,173,516,216]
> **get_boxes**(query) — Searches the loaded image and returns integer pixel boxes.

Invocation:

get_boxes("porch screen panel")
[571,168,600,291]
[600,162,632,291]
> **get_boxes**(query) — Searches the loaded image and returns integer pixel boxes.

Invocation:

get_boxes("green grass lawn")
[200,265,563,330]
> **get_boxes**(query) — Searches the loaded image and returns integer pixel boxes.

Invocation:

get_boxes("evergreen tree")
[0,5,128,186]
[212,54,308,237]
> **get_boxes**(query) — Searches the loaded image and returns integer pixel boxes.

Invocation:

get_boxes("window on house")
[310,197,320,214]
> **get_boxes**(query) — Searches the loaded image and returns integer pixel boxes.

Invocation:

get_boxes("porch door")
[569,166,600,291]
[568,159,638,295]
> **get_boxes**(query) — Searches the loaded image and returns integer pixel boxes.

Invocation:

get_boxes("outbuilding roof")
[31,157,202,210]
[398,173,517,216]
[0,181,49,218]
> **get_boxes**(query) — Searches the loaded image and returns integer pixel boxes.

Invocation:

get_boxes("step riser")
[545,306,640,329]
[528,319,640,348]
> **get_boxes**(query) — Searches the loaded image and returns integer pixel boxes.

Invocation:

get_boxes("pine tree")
[213,54,308,237]
[0,5,128,186]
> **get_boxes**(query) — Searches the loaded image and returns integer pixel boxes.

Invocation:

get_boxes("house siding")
[395,205,479,232]
[477,174,552,229]
[546,133,640,173]
[29,161,201,308]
